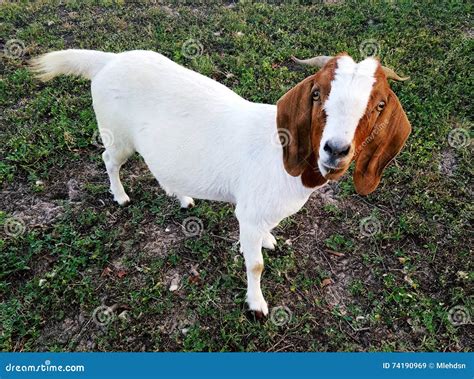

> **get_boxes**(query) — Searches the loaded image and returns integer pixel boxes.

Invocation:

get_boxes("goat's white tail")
[30,49,116,81]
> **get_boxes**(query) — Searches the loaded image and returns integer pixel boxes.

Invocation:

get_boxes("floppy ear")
[276,78,313,176]
[353,89,411,195]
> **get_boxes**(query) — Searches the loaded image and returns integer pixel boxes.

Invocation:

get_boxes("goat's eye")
[312,90,321,102]
[377,101,386,112]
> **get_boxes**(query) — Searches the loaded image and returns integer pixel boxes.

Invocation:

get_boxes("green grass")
[0,0,472,352]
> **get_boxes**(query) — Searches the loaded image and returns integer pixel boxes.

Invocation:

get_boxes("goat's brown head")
[277,53,411,195]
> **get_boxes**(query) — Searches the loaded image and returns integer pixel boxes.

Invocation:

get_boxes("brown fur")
[276,56,339,187]
[277,55,411,194]
[352,66,411,195]
[252,263,264,276]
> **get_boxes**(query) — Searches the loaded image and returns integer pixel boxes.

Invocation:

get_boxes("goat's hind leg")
[102,147,133,206]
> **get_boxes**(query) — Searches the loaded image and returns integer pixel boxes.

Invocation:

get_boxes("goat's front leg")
[239,222,268,316]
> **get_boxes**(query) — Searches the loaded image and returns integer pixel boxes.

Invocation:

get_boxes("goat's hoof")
[246,310,267,322]
[179,203,195,212]
[247,297,269,318]
[115,194,131,206]
[253,310,267,320]
[179,196,195,209]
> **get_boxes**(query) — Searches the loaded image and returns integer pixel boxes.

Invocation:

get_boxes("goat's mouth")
[318,160,349,180]
[317,146,354,180]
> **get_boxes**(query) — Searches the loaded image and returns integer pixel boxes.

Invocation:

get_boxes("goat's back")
[91,50,278,203]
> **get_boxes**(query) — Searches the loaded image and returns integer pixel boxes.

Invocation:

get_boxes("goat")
[30,50,411,317]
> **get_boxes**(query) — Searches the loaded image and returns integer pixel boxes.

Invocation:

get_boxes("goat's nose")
[323,140,351,158]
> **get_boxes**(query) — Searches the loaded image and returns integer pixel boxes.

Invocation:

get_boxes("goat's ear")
[353,90,411,195]
[276,78,313,176]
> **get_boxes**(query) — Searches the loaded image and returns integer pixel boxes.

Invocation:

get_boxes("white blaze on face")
[319,56,378,175]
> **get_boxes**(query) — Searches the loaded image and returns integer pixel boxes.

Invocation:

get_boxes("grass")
[0,0,472,352]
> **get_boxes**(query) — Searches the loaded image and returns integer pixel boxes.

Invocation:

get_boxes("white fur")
[32,49,321,315]
[319,56,377,176]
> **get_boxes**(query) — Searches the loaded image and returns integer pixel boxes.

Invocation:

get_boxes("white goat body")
[32,49,320,315]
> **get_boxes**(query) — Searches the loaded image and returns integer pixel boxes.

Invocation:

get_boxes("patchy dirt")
[439,149,458,177]
[140,224,182,260]
[1,183,63,229]
[3,149,472,352]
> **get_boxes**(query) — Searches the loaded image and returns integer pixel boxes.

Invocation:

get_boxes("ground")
[0,1,472,352]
